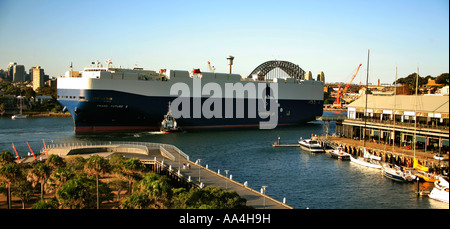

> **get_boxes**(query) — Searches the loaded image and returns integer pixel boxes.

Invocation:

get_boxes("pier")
[38,141,292,209]
[318,136,449,171]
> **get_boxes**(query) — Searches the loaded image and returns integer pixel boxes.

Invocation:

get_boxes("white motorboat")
[11,113,27,119]
[381,164,416,182]
[429,176,449,204]
[328,147,350,160]
[298,139,324,153]
[349,148,382,169]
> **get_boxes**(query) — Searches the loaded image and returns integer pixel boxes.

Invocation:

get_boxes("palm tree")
[119,158,144,194]
[0,151,15,166]
[0,163,21,209]
[27,162,51,201]
[48,167,73,194]
[46,154,65,169]
[0,151,18,209]
[135,173,173,208]
[84,155,111,209]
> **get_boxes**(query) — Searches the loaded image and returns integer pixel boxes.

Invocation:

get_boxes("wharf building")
[337,94,449,154]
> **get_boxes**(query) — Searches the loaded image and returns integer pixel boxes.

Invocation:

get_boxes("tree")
[56,175,94,209]
[0,150,15,166]
[134,173,173,208]
[56,174,112,209]
[108,179,128,203]
[46,154,65,169]
[27,162,51,201]
[394,73,430,93]
[119,158,144,194]
[119,192,150,209]
[171,186,251,209]
[84,155,111,209]
[47,167,73,194]
[435,73,449,85]
[12,180,34,209]
[0,163,21,209]
[31,198,58,209]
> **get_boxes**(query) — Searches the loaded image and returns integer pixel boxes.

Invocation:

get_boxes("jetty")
[35,141,292,209]
[317,136,449,171]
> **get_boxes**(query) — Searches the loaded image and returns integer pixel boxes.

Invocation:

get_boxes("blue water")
[0,112,448,209]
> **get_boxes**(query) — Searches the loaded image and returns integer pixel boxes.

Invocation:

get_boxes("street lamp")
[261,186,268,209]
[225,170,229,190]
[197,159,202,183]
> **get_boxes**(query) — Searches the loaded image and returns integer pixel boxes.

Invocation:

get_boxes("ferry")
[57,60,324,133]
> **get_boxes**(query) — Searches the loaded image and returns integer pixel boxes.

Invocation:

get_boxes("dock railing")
[42,141,189,161]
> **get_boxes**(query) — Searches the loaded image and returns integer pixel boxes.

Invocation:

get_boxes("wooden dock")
[272,144,300,147]
[38,141,292,209]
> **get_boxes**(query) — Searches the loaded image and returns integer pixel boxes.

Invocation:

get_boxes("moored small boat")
[328,147,350,160]
[298,138,324,153]
[382,164,416,182]
[349,148,382,169]
[429,176,449,204]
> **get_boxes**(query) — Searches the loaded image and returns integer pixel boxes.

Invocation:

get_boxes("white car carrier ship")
[57,59,324,133]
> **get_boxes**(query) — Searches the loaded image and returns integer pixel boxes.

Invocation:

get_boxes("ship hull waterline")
[58,89,324,133]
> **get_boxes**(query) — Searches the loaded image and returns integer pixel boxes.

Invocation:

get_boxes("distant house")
[35,95,53,104]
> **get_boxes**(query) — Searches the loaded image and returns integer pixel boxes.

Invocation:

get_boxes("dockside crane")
[207,61,216,72]
[332,63,362,108]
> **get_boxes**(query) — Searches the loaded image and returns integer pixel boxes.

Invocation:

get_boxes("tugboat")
[160,102,182,133]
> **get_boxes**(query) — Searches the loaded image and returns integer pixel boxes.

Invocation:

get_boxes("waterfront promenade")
[38,141,292,209]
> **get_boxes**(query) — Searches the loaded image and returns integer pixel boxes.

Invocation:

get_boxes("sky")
[0,0,448,84]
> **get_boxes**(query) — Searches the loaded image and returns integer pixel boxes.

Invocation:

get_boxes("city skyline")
[0,0,448,84]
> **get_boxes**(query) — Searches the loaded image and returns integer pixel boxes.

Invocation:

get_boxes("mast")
[363,49,370,148]
[392,66,397,154]
[413,67,419,159]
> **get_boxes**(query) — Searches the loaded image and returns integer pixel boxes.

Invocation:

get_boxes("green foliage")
[394,72,449,93]
[0,151,15,165]
[84,155,111,176]
[56,174,112,209]
[171,186,250,209]
[46,154,65,169]
[32,198,58,209]
[119,192,150,209]
[0,152,251,209]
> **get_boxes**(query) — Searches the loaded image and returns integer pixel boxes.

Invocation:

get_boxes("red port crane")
[332,63,362,108]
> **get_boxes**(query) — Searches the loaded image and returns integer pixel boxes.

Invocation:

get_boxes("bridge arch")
[248,60,306,81]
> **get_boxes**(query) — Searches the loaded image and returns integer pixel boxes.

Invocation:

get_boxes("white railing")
[42,141,189,160]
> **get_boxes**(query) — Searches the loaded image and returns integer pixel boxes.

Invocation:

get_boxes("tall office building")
[7,62,25,82]
[32,66,45,91]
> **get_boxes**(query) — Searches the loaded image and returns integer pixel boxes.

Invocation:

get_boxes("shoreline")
[1,111,72,118]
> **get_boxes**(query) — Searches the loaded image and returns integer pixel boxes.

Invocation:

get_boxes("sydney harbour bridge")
[247,60,307,81]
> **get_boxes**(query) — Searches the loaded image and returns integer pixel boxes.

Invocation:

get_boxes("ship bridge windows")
[92,97,113,101]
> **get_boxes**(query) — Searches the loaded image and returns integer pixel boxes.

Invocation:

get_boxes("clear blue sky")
[0,0,448,84]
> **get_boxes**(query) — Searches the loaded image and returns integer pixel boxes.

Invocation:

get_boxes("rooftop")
[348,94,449,114]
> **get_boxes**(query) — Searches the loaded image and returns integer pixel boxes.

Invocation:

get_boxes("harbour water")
[0,111,448,209]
